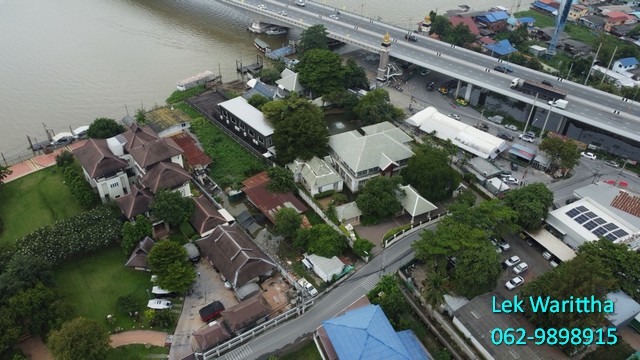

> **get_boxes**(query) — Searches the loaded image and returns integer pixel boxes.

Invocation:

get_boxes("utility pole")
[584,42,602,85]
[523,92,539,135]
[601,46,617,85]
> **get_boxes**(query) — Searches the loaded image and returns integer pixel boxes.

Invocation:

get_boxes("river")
[0,0,509,158]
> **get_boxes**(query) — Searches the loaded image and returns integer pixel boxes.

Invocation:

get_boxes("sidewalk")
[111,330,168,348]
[3,141,87,183]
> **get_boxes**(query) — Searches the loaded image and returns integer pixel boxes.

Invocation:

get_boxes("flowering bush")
[15,206,121,266]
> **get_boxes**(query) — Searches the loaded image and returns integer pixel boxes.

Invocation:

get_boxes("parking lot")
[495,232,555,298]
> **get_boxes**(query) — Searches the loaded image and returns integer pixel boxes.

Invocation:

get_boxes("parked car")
[504,124,518,131]
[520,135,535,143]
[581,151,597,160]
[505,255,521,267]
[298,278,318,297]
[500,170,512,178]
[505,276,524,290]
[499,240,510,251]
[542,251,552,260]
[497,132,514,141]
[550,259,559,268]
[477,123,489,132]
[604,160,619,167]
[490,239,502,253]
[448,113,460,120]
[199,301,225,322]
[513,262,529,274]
[502,175,519,185]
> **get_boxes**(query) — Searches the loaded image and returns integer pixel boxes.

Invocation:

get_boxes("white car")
[505,255,521,267]
[581,152,596,160]
[278,10,287,16]
[329,14,340,20]
[498,240,510,251]
[298,278,318,297]
[501,175,519,185]
[520,135,534,143]
[448,113,460,120]
[505,276,524,290]
[542,251,552,260]
[513,262,529,274]
[257,4,267,9]
[504,124,518,131]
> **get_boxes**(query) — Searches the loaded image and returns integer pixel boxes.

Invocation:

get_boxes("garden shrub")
[15,206,121,265]
[313,189,334,199]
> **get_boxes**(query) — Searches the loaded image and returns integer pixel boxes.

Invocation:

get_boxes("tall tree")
[367,275,408,327]
[352,238,375,258]
[449,199,519,239]
[267,167,296,193]
[48,318,111,360]
[297,49,344,96]
[579,239,640,301]
[299,24,329,51]
[343,58,369,89]
[502,183,554,231]
[247,94,270,110]
[293,224,347,257]
[273,208,302,238]
[538,137,581,176]
[120,215,152,255]
[261,95,329,164]
[401,144,461,202]
[443,23,475,46]
[0,254,54,298]
[453,243,502,298]
[353,89,405,125]
[508,24,529,47]
[422,271,448,308]
[151,190,194,227]
[0,165,12,188]
[86,118,126,139]
[356,176,404,225]
[146,241,196,292]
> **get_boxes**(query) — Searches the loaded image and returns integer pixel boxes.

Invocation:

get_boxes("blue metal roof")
[619,57,639,67]
[532,1,558,14]
[484,39,517,56]
[396,330,431,360]
[477,10,509,23]
[323,305,429,360]
[518,17,535,25]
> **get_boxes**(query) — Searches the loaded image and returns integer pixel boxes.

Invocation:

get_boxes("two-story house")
[474,10,510,33]
[74,138,131,202]
[218,96,275,154]
[327,122,414,193]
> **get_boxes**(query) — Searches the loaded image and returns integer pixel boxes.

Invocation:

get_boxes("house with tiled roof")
[220,294,272,334]
[287,156,344,196]
[73,138,131,203]
[449,15,480,36]
[241,171,308,223]
[115,185,154,220]
[129,137,184,172]
[192,322,232,352]
[328,122,414,193]
[141,161,192,196]
[316,303,430,360]
[275,68,304,98]
[605,11,636,32]
[122,124,159,152]
[579,14,606,30]
[196,223,276,289]
[398,185,437,224]
[190,195,234,237]
[125,236,155,271]
[170,133,212,170]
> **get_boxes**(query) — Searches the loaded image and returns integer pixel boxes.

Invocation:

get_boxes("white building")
[288,156,343,196]
[405,107,509,159]
[74,138,131,202]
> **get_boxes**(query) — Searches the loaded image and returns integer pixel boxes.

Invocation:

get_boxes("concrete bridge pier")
[464,83,473,102]
[376,33,392,82]
[454,80,462,99]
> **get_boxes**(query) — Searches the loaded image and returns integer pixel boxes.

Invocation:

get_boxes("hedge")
[16,206,121,266]
[313,190,335,199]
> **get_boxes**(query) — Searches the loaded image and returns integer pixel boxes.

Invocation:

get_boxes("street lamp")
[360,3,364,18]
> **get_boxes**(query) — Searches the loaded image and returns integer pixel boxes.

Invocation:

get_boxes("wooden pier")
[236,55,264,75]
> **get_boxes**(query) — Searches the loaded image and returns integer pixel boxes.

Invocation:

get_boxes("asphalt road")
[215,0,640,143]
[212,227,430,360]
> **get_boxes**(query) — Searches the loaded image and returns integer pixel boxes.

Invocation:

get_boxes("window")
[248,129,255,138]
[240,122,245,130]
[231,116,236,124]
[110,182,119,188]
[258,136,264,144]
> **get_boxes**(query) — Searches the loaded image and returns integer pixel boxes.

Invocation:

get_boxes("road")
[214,0,640,145]
[209,228,428,360]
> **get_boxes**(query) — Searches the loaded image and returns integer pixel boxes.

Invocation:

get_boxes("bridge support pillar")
[454,80,462,99]
[376,33,393,82]
[464,83,473,102]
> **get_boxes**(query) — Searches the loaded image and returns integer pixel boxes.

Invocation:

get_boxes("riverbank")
[3,141,87,184]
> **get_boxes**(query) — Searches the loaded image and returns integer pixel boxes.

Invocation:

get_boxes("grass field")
[280,339,322,360]
[0,168,83,246]
[106,344,169,360]
[54,246,156,332]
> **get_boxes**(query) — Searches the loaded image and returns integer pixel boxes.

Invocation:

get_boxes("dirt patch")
[110,330,168,348]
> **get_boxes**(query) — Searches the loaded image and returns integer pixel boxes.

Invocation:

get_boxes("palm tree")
[422,271,447,309]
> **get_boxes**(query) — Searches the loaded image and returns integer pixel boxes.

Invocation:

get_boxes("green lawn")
[54,246,156,332]
[106,344,169,360]
[582,341,635,360]
[280,339,322,360]
[0,168,83,246]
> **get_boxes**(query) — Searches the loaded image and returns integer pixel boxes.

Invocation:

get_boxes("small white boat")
[265,27,287,36]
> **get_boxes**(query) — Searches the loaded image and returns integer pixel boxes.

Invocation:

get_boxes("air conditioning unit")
[220,115,223,120]
[226,119,229,124]
[243,132,247,137]
[253,139,259,145]
[234,126,240,132]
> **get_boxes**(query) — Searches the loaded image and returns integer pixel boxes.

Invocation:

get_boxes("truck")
[510,78,567,100]
[548,99,569,109]
[176,70,216,91]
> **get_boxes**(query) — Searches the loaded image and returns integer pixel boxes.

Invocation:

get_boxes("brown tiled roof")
[241,171,308,224]
[610,191,640,218]
[170,133,213,169]
[122,124,159,152]
[129,138,183,169]
[115,185,154,219]
[124,236,155,269]
[73,138,129,179]
[193,323,231,352]
[142,162,192,193]
[196,223,276,288]
[190,196,228,236]
[221,294,271,334]
[449,15,480,35]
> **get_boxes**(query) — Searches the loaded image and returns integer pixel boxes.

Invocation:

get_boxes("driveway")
[354,214,413,253]
[169,260,238,360]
